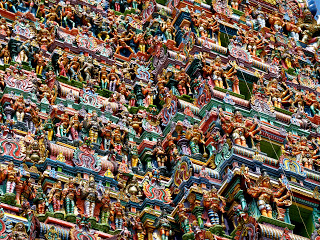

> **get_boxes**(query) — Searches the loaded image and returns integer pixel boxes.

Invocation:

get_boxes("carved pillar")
[284,208,291,224]
[234,190,247,210]
[147,228,154,240]
[192,206,204,229]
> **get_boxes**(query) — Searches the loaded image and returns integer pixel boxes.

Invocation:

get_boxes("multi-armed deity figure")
[34,186,47,215]
[293,136,317,169]
[174,69,191,96]
[246,171,291,220]
[222,111,261,150]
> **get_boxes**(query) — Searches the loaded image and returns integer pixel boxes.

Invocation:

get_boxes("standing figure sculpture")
[203,187,226,225]
[107,65,120,92]
[212,57,224,89]
[13,95,25,122]
[48,181,63,212]
[2,162,18,194]
[175,69,191,96]
[100,189,111,224]
[62,178,77,215]
[110,201,126,230]
[154,211,171,240]
[83,111,101,144]
[66,113,81,141]
[247,171,291,220]
[222,111,260,149]
[132,216,146,240]
[293,136,316,169]
[78,175,99,217]
[177,203,192,234]
[185,124,207,157]
[153,139,167,168]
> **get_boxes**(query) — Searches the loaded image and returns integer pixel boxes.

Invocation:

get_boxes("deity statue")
[10,222,29,240]
[203,186,226,225]
[131,215,146,240]
[15,177,35,206]
[37,27,54,50]
[286,19,301,42]
[224,61,240,94]
[134,33,147,53]
[0,45,11,65]
[265,79,283,108]
[110,201,126,230]
[57,52,69,77]
[100,122,112,151]
[0,162,18,194]
[34,186,47,215]
[111,126,124,155]
[130,142,140,168]
[24,137,48,164]
[34,51,46,75]
[122,62,135,80]
[161,18,176,41]
[99,66,109,89]
[142,82,154,108]
[247,171,291,220]
[100,189,111,224]
[44,117,54,141]
[222,111,260,149]
[80,57,94,82]
[66,113,81,141]
[298,8,320,44]
[62,178,77,215]
[83,111,101,144]
[293,136,316,169]
[269,12,284,33]
[185,124,207,157]
[0,18,11,36]
[48,181,63,212]
[152,139,167,168]
[130,115,143,137]
[175,69,191,96]
[107,65,120,92]
[62,4,75,29]
[68,56,81,80]
[78,175,99,217]
[38,76,58,104]
[13,95,25,122]
[45,6,60,22]
[154,211,171,240]
[212,56,224,89]
[177,203,192,234]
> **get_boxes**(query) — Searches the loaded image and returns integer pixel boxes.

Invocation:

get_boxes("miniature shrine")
[0,0,319,239]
